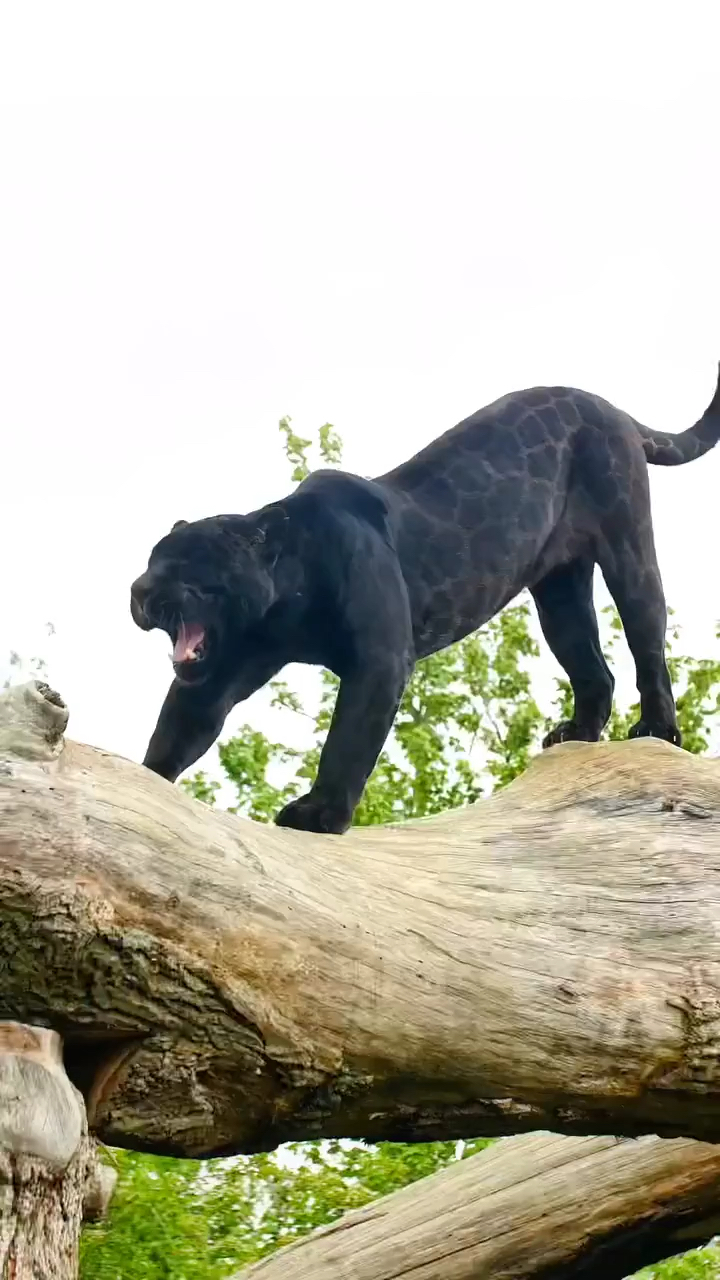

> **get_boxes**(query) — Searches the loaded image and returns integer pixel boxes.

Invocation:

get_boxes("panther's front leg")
[144,644,289,784]
[275,653,413,834]
[143,678,237,782]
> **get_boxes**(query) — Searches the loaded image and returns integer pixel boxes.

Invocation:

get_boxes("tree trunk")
[0,1023,94,1280]
[231,1131,720,1280]
[2,680,720,1157]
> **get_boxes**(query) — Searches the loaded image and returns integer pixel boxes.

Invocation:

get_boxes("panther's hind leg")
[597,518,680,745]
[532,557,615,747]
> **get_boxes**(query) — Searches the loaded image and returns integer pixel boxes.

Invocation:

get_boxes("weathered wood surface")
[232,1131,720,1280]
[0,1023,94,1280]
[2,680,720,1157]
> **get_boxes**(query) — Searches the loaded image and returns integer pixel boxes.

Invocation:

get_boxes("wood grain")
[232,1132,720,1280]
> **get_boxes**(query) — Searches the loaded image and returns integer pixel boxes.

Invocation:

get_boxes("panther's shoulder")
[292,468,393,538]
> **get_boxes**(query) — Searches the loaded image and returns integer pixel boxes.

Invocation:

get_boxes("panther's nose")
[131,575,148,602]
[130,575,152,629]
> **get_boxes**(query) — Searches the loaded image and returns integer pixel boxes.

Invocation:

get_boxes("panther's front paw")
[275,792,352,835]
[628,719,682,747]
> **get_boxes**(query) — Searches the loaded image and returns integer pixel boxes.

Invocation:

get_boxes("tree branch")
[2,681,720,1157]
[231,1131,720,1280]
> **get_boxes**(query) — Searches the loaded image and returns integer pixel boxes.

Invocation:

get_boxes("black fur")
[131,365,720,833]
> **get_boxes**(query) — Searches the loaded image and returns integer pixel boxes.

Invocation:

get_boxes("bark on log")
[231,1131,720,1280]
[3,680,720,1156]
[0,1023,94,1280]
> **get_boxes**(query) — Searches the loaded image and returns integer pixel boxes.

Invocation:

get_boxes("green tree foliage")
[635,1248,720,1280]
[82,1140,491,1278]
[14,421,713,1279]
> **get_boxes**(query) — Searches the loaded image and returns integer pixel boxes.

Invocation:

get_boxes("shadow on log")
[231,1131,720,1280]
[2,680,720,1157]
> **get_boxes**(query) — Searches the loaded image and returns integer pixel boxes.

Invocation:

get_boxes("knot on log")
[0,682,68,762]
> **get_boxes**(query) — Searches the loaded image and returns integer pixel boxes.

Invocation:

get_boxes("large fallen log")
[232,1131,720,1280]
[2,680,720,1157]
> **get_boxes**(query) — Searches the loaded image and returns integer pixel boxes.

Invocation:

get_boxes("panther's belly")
[411,568,531,658]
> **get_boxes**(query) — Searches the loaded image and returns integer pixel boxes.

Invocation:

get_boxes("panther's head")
[130,509,287,684]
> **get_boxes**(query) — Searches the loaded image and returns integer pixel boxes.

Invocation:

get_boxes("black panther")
[131,364,720,834]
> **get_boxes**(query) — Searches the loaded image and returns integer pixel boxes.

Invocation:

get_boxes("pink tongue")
[173,622,205,663]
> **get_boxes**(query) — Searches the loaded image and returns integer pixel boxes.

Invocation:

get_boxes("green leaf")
[278,416,313,483]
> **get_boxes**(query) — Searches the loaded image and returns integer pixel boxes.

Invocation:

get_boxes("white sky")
[1,2,719,781]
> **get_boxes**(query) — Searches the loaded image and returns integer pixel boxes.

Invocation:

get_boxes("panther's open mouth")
[171,621,208,667]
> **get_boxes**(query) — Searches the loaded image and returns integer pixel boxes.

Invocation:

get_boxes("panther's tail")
[638,362,720,466]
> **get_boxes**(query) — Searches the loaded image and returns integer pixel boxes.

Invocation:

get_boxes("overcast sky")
[1,1,719,779]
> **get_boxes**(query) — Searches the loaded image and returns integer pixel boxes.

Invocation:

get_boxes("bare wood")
[82,1162,117,1224]
[0,1022,94,1280]
[3,681,720,1156]
[232,1131,720,1280]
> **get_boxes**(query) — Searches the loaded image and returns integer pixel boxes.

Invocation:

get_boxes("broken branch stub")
[0,682,68,763]
[0,1023,94,1280]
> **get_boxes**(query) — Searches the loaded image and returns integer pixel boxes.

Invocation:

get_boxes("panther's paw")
[628,719,682,747]
[275,792,352,835]
[542,720,598,749]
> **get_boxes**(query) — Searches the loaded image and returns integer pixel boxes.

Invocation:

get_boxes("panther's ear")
[170,519,189,533]
[249,505,289,557]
